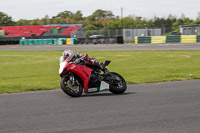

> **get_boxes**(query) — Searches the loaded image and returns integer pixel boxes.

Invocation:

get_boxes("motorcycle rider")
[62,49,104,72]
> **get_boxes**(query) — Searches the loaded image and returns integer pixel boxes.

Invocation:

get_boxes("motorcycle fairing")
[87,81,109,93]
[61,61,93,93]
[87,81,101,93]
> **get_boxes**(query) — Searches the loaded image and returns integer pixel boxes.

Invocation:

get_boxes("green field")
[0,50,200,93]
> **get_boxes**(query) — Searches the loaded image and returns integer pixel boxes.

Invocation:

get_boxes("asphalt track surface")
[0,80,200,133]
[1,43,200,51]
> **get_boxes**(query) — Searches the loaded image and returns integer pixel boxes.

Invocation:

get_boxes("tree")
[73,10,83,21]
[84,24,97,30]
[16,19,30,25]
[30,19,39,25]
[122,17,135,28]
[182,17,193,25]
[0,12,15,26]
[55,10,73,18]
[89,9,114,21]
[106,18,121,29]
[172,20,181,33]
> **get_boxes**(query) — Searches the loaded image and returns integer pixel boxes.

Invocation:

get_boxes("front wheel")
[60,75,83,97]
[109,72,127,94]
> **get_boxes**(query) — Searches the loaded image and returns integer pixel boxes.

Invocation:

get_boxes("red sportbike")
[59,57,127,97]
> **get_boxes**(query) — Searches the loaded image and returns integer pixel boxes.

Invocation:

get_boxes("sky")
[0,0,200,21]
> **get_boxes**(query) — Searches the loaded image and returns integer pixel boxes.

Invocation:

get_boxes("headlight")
[59,62,67,74]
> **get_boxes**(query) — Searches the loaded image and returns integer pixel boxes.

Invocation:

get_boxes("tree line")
[1,9,200,34]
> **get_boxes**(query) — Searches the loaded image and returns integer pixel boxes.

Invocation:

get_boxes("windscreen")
[59,56,64,63]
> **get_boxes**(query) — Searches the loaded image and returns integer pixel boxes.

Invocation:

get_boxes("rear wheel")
[60,75,83,97]
[109,72,127,94]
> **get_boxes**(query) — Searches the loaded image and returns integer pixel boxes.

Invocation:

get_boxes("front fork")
[68,73,79,86]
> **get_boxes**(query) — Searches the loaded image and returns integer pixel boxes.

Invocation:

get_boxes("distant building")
[123,28,162,41]
[180,25,200,35]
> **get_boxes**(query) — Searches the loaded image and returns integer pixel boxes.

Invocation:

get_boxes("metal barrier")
[135,35,199,44]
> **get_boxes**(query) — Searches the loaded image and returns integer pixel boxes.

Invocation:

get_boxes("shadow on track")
[81,92,136,98]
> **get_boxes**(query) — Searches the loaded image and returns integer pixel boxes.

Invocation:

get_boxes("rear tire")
[109,73,127,94]
[60,76,83,97]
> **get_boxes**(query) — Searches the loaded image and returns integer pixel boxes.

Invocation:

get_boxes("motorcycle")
[59,56,127,97]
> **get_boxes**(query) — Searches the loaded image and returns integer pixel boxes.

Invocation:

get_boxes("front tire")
[109,73,127,94]
[60,76,83,97]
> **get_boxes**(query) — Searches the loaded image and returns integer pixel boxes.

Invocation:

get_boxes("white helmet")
[63,50,75,62]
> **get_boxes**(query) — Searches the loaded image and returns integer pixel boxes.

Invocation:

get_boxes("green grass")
[0,50,200,93]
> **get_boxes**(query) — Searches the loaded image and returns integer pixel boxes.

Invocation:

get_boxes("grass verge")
[0,50,200,93]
